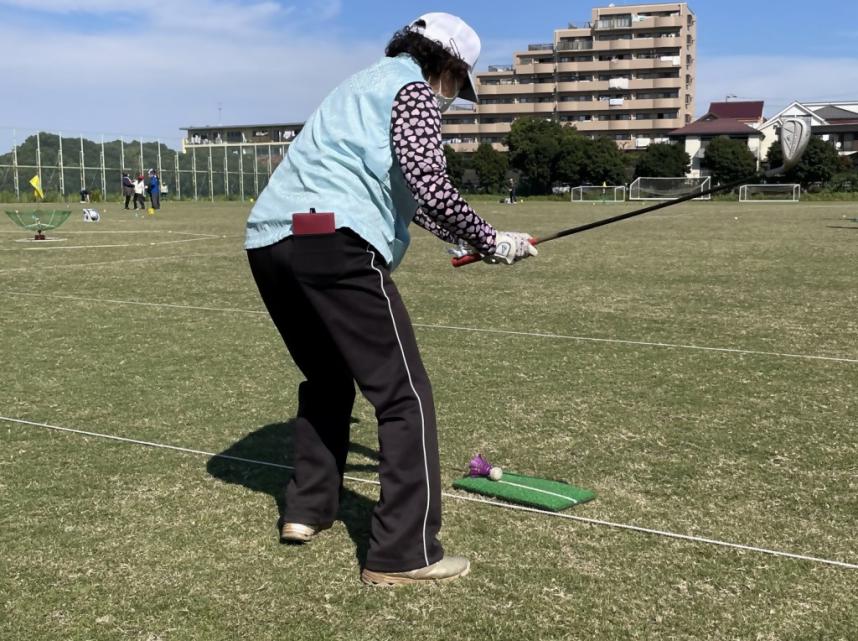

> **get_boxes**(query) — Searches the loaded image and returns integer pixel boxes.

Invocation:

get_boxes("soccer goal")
[628,176,711,201]
[738,184,801,203]
[570,185,626,203]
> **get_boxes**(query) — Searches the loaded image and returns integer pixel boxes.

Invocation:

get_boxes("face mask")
[434,91,456,113]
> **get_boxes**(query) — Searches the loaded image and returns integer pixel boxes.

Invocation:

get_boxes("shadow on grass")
[826,225,858,230]
[206,420,378,566]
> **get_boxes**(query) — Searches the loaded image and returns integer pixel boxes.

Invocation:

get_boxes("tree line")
[4,124,852,201]
[443,117,853,196]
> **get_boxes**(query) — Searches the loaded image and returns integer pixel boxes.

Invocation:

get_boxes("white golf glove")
[484,231,538,265]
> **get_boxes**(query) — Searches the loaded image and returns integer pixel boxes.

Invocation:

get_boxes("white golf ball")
[489,466,503,481]
[734,216,739,220]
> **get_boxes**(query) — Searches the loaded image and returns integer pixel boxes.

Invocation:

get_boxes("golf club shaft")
[451,168,782,268]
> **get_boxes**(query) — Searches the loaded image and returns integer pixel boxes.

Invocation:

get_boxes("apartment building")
[442,3,697,152]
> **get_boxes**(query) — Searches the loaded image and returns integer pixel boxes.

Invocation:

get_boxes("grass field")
[2,199,856,641]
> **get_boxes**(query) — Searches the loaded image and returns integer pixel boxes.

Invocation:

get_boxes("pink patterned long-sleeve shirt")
[390,82,497,255]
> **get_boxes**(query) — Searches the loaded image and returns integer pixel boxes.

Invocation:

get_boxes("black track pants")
[247,230,444,572]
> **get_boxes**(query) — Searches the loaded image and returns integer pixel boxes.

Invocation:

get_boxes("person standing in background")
[133,174,147,211]
[147,169,161,210]
[122,172,135,209]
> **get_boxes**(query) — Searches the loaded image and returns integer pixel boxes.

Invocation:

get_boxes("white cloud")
[312,0,341,22]
[0,0,120,11]
[0,0,380,146]
[696,55,858,118]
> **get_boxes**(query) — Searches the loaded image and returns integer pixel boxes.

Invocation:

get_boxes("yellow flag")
[29,175,44,199]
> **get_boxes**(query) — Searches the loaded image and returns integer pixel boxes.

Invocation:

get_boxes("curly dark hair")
[385,25,469,87]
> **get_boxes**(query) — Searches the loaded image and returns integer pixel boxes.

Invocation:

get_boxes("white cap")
[409,12,481,103]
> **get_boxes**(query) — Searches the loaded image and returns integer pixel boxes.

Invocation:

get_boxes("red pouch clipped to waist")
[292,209,336,235]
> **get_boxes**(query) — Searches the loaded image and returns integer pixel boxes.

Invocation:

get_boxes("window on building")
[595,15,631,29]
[556,38,593,51]
[636,90,679,99]
[558,73,593,82]
[637,70,680,80]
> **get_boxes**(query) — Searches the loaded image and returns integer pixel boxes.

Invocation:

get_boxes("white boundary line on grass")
[0,253,233,274]
[0,289,855,365]
[2,231,222,252]
[0,230,211,235]
[0,290,259,314]
[19,237,218,251]
[2,415,856,571]
[415,323,858,365]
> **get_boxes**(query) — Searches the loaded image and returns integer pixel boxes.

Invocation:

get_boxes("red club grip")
[450,238,539,268]
[450,252,482,268]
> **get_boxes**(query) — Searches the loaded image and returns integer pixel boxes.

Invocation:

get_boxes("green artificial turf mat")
[453,472,596,511]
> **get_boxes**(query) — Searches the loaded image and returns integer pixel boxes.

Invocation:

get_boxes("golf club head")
[779,118,811,171]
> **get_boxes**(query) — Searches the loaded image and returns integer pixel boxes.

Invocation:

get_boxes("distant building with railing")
[442,2,697,152]
[180,123,304,153]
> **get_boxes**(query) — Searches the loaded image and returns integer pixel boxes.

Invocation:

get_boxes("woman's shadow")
[206,419,378,567]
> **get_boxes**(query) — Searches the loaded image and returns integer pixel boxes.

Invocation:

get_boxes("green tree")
[555,133,628,189]
[634,142,690,178]
[554,131,589,187]
[700,136,757,185]
[766,136,841,188]
[582,136,627,185]
[471,143,509,193]
[506,117,567,194]
[443,145,466,191]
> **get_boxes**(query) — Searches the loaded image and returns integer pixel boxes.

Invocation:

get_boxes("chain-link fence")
[0,127,288,203]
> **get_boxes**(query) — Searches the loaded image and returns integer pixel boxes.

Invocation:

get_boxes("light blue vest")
[245,55,427,270]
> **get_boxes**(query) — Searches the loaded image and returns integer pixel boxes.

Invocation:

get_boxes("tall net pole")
[58,132,65,199]
[175,151,181,201]
[36,132,42,198]
[120,136,125,176]
[157,139,163,187]
[12,128,20,201]
[79,135,86,194]
[223,145,229,199]
[253,145,259,198]
[192,147,198,201]
[238,144,245,202]
[100,136,107,200]
[208,146,214,202]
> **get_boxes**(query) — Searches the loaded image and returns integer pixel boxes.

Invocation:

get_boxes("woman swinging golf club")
[245,13,537,586]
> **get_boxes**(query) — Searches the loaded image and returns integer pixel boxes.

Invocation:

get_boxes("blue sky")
[1,0,856,149]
